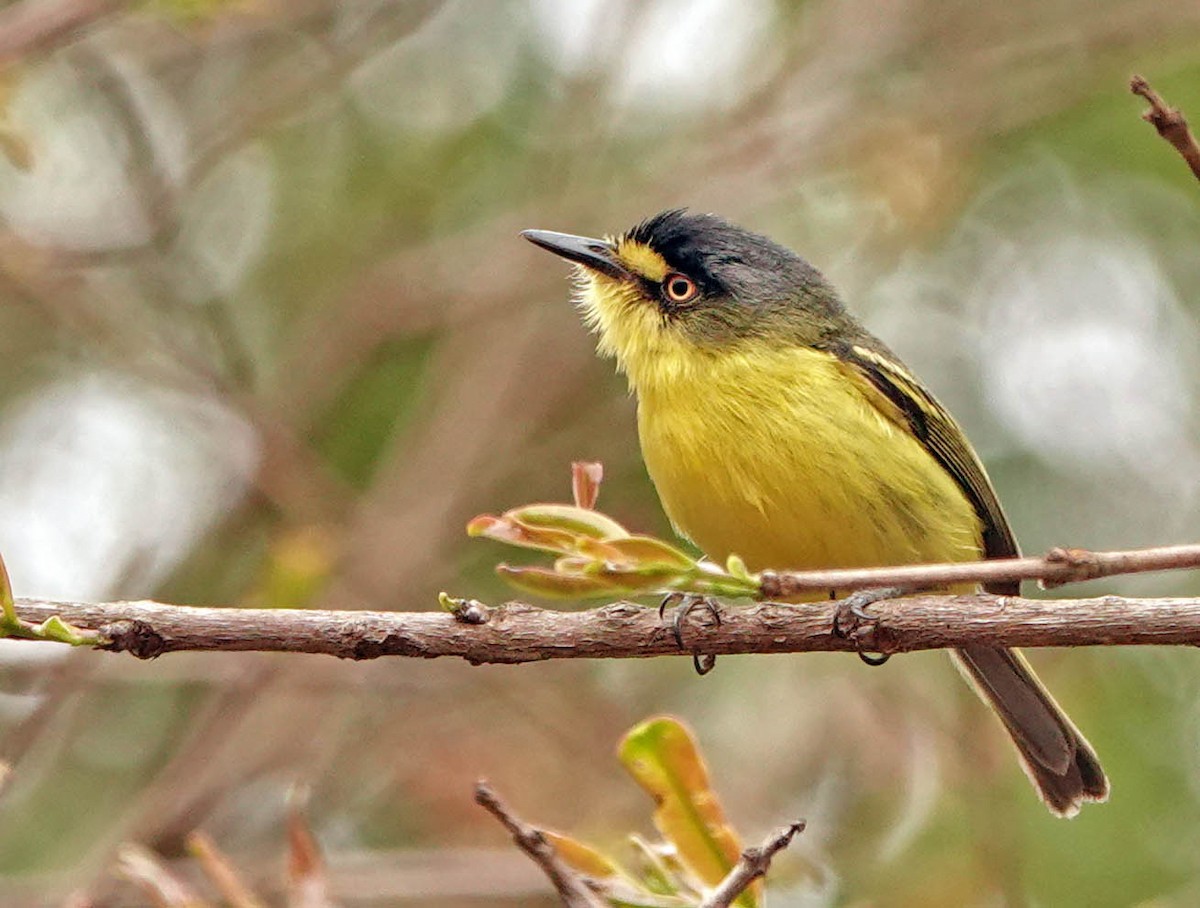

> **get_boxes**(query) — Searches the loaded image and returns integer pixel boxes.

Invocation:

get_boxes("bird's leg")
[832,586,909,666]
[658,592,722,676]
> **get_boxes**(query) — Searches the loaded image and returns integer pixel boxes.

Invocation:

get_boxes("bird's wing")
[837,343,1020,590]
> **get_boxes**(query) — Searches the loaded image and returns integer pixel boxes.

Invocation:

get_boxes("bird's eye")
[663,273,699,304]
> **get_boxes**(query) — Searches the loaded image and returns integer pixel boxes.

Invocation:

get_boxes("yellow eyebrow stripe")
[614,238,670,282]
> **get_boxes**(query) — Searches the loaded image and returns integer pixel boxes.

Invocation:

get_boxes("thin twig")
[474,781,606,908]
[700,822,806,908]
[115,844,208,908]
[1130,74,1200,182]
[186,832,267,908]
[758,543,1200,596]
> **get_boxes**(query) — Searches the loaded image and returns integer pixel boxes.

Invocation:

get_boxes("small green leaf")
[619,717,758,908]
[36,615,100,647]
[627,835,687,897]
[602,536,696,569]
[0,554,102,646]
[585,562,691,590]
[724,554,755,582]
[513,504,630,541]
[495,565,625,599]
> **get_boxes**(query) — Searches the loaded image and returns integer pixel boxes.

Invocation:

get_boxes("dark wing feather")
[836,343,1020,594]
[830,344,1108,814]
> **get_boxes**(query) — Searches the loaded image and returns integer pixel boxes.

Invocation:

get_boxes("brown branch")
[1130,74,1200,182]
[473,781,606,908]
[3,544,1199,661]
[700,822,806,908]
[0,0,123,70]
[115,843,207,908]
[758,543,1200,597]
[5,590,1200,663]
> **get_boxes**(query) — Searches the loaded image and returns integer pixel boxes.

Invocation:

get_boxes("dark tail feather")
[951,646,1109,817]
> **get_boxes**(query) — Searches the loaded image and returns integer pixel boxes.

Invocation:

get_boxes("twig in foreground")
[474,781,606,908]
[699,821,806,908]
[1130,74,1200,183]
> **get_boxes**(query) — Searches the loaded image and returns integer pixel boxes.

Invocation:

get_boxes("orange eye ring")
[663,272,699,304]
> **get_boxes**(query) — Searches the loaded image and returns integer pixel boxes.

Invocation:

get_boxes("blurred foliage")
[112,800,329,907]
[494,715,781,908]
[0,0,1197,905]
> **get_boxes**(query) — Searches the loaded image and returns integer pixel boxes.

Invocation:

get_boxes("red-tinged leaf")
[586,562,690,590]
[601,536,696,569]
[512,504,630,541]
[496,564,625,599]
[287,803,332,908]
[619,717,758,908]
[554,555,593,572]
[572,461,604,509]
[466,514,500,537]
[467,513,583,554]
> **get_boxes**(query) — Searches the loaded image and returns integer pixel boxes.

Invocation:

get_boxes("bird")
[522,209,1108,817]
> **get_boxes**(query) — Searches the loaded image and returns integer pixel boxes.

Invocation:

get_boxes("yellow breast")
[633,345,983,578]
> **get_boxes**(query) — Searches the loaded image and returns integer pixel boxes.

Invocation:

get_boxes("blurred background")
[0,0,1198,904]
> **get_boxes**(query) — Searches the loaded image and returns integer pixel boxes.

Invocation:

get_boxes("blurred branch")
[286,796,335,908]
[116,843,209,908]
[700,822,806,908]
[0,0,122,70]
[474,781,606,908]
[186,832,266,908]
[1130,74,1200,183]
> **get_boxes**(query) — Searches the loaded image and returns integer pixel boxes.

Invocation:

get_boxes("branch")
[0,0,123,70]
[5,592,1200,664]
[758,543,1200,597]
[4,543,1199,661]
[1130,74,1200,183]
[474,781,607,908]
[700,822,806,908]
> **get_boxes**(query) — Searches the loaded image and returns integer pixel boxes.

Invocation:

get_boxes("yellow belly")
[636,347,983,579]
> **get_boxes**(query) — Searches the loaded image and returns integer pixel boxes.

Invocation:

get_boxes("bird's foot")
[659,592,721,676]
[832,586,907,666]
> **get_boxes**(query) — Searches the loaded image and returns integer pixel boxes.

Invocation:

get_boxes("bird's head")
[523,209,854,389]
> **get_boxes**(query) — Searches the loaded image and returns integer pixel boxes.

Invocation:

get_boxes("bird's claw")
[833,586,905,667]
[659,592,722,675]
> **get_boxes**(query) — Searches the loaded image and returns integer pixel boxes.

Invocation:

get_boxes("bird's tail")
[951,645,1109,817]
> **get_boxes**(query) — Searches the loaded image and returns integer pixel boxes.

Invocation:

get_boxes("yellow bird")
[523,209,1108,817]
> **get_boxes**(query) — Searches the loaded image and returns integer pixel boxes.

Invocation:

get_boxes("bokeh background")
[0,0,1199,904]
